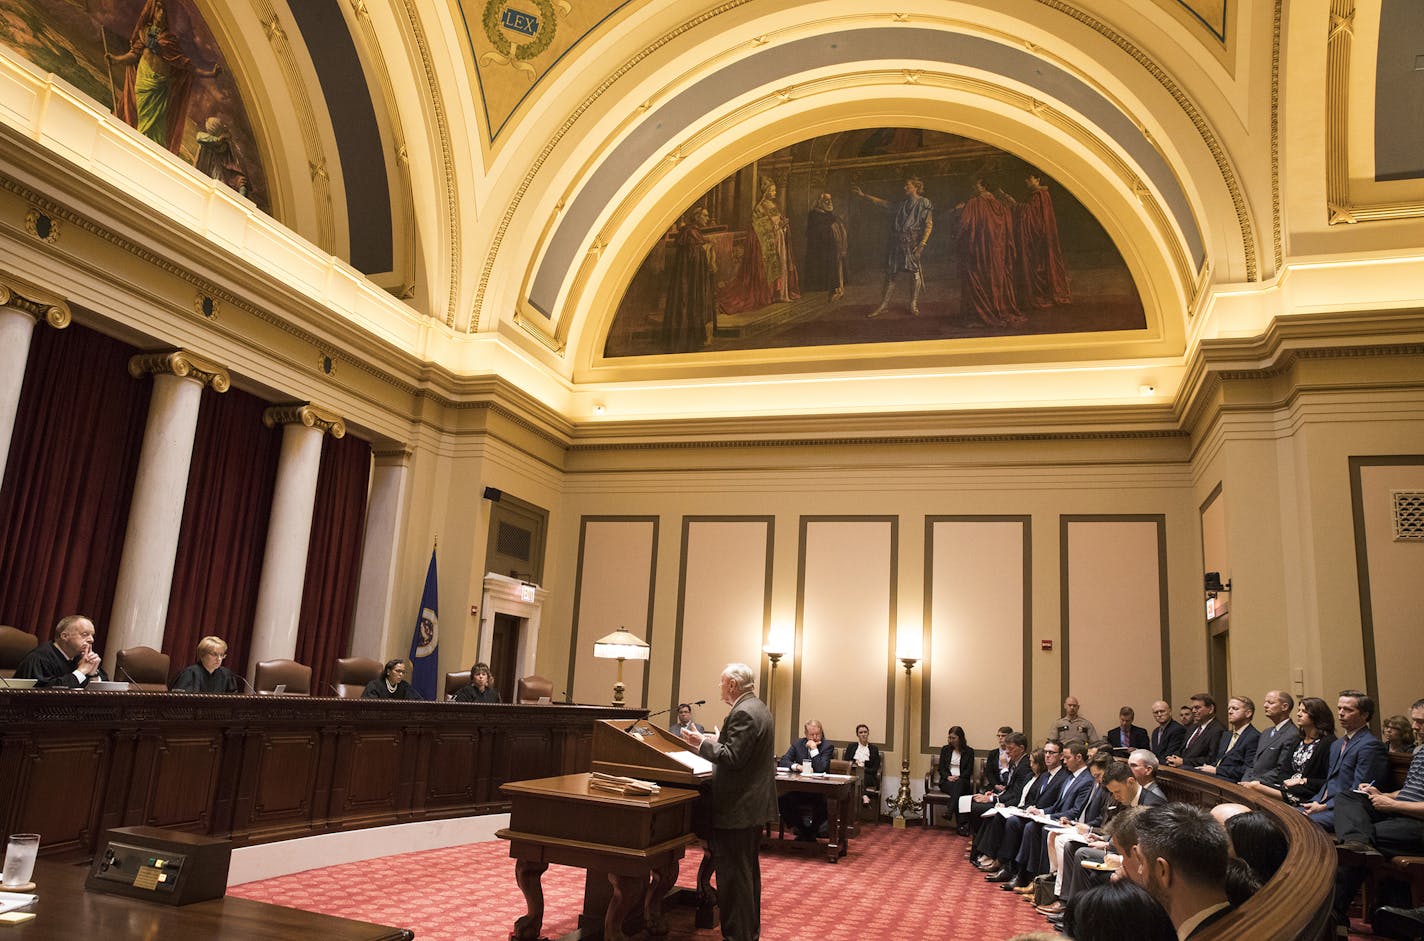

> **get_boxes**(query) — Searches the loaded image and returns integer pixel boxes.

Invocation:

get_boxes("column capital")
[0,275,71,329]
[128,350,231,392]
[262,402,346,438]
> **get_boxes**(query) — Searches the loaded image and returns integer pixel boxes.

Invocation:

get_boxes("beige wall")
[1355,461,1424,716]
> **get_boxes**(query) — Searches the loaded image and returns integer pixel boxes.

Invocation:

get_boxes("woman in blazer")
[1242,696,1334,805]
[937,725,975,831]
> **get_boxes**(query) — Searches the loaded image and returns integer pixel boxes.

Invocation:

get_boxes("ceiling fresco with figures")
[604,128,1145,358]
[0,0,268,208]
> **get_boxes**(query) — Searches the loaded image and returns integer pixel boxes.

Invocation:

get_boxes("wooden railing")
[0,689,632,861]
[1157,767,1335,941]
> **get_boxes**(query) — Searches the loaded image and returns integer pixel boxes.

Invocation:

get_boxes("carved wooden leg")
[604,872,641,941]
[825,793,843,862]
[695,842,717,929]
[645,859,680,938]
[510,859,548,941]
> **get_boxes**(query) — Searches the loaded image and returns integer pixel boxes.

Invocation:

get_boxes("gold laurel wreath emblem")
[480,0,559,76]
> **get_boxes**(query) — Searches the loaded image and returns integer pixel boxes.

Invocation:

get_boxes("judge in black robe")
[170,635,240,693]
[14,615,107,688]
[362,658,422,699]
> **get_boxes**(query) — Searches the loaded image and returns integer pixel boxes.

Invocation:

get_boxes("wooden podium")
[590,719,714,789]
[496,773,698,941]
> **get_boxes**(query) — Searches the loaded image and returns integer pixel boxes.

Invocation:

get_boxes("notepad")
[0,894,37,916]
[667,750,715,775]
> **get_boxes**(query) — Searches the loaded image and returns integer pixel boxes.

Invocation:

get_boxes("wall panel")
[568,517,657,707]
[795,518,895,747]
[924,517,1029,753]
[1063,517,1167,729]
[1352,459,1424,716]
[672,518,773,719]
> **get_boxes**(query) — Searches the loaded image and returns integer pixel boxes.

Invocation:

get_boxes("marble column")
[0,277,70,486]
[348,447,412,662]
[247,403,346,676]
[106,352,230,669]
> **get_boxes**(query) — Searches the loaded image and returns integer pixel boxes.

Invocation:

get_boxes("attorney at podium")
[680,663,778,941]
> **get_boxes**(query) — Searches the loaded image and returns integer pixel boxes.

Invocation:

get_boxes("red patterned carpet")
[230,823,1053,940]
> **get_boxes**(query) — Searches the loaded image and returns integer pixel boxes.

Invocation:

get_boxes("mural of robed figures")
[0,0,267,207]
[602,128,1144,358]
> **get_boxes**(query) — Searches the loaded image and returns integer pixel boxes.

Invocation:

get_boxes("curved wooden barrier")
[1157,767,1335,941]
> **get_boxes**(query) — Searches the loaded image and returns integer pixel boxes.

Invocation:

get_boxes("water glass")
[1,833,38,887]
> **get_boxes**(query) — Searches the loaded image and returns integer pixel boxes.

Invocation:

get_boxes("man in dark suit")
[777,719,833,839]
[682,663,778,941]
[1131,803,1232,937]
[1239,689,1300,788]
[983,741,1069,882]
[15,614,108,687]
[969,732,1030,863]
[1149,700,1186,763]
[1199,695,1261,782]
[1302,689,1389,831]
[1003,743,1099,887]
[1166,693,1225,769]
[1107,706,1150,752]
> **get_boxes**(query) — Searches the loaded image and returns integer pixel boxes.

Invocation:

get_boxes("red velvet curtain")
[160,386,281,680]
[0,320,150,649]
[294,432,371,694]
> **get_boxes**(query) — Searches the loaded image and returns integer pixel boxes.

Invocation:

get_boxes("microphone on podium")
[237,672,258,695]
[116,664,140,686]
[628,698,708,733]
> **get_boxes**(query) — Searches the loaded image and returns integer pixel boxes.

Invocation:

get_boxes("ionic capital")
[262,402,346,438]
[128,350,231,392]
[0,274,71,329]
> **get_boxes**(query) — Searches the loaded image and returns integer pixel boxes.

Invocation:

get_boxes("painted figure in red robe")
[107,0,221,155]
[1011,174,1073,308]
[954,179,1024,327]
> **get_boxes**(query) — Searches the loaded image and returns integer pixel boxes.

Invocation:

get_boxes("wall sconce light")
[593,627,650,707]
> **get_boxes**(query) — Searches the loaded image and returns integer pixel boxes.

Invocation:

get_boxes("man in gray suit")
[1240,689,1300,788]
[681,663,778,941]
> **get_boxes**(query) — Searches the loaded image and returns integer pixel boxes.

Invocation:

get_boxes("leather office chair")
[444,671,471,700]
[254,659,312,695]
[115,645,171,691]
[332,656,383,698]
[515,674,554,703]
[0,625,38,679]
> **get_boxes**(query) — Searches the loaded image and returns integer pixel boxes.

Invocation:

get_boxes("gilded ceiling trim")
[550,68,1194,345]
[1269,0,1283,270]
[566,428,1190,453]
[399,0,461,327]
[1324,2,1424,224]
[470,0,751,333]
[249,0,336,253]
[0,271,72,328]
[1034,0,1256,281]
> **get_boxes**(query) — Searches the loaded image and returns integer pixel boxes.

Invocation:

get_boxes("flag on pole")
[407,548,439,700]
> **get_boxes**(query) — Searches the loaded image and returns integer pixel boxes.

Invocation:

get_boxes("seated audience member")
[1382,713,1417,755]
[978,744,1057,873]
[967,732,1031,856]
[983,743,1069,885]
[986,725,1016,791]
[843,723,882,808]
[1129,803,1233,938]
[15,614,108,688]
[1372,905,1424,940]
[1239,689,1300,790]
[1107,706,1149,752]
[1222,811,1288,906]
[1179,704,1194,727]
[1210,802,1251,828]
[779,719,834,840]
[362,658,422,699]
[1198,695,1260,781]
[1062,879,1177,941]
[1149,699,1186,763]
[453,662,501,702]
[963,726,1021,841]
[1301,689,1388,830]
[936,725,975,830]
[1052,695,1099,747]
[1166,692,1225,769]
[1332,698,1424,923]
[1045,805,1147,923]
[170,635,240,693]
[1242,695,1335,804]
[997,744,1099,889]
[1127,748,1165,800]
[670,702,706,734]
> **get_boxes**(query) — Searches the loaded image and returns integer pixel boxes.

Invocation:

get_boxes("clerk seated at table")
[15,614,108,688]
[170,635,240,693]
[452,662,501,702]
[362,658,422,699]
[779,718,833,840]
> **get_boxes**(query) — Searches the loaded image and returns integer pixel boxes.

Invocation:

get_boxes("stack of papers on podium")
[589,771,661,796]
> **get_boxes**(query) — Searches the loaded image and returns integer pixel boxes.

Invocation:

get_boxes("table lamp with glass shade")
[592,628,651,706]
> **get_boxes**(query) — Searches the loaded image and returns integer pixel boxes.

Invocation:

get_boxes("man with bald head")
[1239,690,1300,788]
[15,614,108,688]
[1149,699,1186,762]
[1051,696,1098,747]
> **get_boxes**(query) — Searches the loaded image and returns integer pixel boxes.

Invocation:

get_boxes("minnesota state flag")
[406,549,439,700]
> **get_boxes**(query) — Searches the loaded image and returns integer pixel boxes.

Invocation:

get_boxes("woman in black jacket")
[1242,696,1334,805]
[937,725,975,832]
[362,658,422,699]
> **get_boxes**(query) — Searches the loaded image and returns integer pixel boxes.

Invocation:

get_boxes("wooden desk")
[0,690,632,860]
[0,858,410,939]
[496,773,698,941]
[771,771,855,863]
